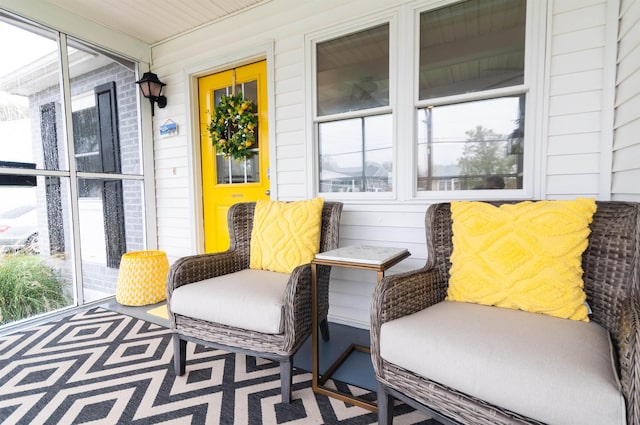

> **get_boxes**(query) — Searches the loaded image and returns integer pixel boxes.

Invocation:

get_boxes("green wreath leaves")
[208,93,257,160]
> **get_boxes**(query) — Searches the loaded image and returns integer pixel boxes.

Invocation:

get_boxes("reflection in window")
[419,0,526,100]
[416,96,524,191]
[319,114,392,193]
[416,0,527,192]
[317,24,389,116]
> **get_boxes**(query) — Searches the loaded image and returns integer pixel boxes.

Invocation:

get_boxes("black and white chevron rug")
[0,308,435,424]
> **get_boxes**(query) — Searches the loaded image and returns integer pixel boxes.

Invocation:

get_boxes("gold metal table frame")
[311,247,411,412]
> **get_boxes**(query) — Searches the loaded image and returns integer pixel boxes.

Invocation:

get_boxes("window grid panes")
[0,12,147,327]
[416,0,526,192]
[416,96,524,191]
[316,24,389,116]
[316,23,392,193]
[319,114,393,193]
[419,0,526,101]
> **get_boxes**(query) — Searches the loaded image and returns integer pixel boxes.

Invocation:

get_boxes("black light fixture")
[136,72,167,116]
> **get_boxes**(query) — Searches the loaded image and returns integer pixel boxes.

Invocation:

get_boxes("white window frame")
[410,0,546,201]
[306,0,547,202]
[306,12,399,201]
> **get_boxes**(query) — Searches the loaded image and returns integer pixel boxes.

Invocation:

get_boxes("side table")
[311,245,411,412]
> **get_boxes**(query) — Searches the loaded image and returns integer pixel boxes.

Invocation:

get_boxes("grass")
[0,254,71,324]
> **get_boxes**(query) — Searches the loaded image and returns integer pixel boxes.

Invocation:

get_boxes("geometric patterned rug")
[0,308,437,424]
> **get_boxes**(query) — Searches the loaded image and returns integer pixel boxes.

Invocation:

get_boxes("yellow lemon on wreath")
[247,123,255,130]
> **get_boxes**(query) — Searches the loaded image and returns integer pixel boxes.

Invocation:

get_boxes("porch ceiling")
[43,0,271,45]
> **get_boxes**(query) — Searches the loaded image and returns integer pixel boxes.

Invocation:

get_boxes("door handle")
[265,190,270,196]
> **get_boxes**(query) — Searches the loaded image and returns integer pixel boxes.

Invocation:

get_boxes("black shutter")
[94,82,126,268]
[95,82,121,173]
[103,180,126,268]
[40,102,65,254]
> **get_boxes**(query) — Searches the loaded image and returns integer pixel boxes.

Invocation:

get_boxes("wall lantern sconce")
[136,72,167,116]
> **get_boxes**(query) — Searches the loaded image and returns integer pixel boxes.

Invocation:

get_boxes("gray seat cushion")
[171,269,290,334]
[380,300,626,425]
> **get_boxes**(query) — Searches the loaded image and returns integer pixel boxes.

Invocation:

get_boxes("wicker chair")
[371,201,640,425]
[167,201,343,403]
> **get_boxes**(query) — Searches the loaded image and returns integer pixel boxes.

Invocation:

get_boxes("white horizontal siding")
[615,91,640,127]
[547,133,601,155]
[612,169,640,195]
[612,143,640,171]
[551,26,606,54]
[547,153,600,174]
[546,174,600,195]
[616,41,640,83]
[325,204,430,327]
[613,0,640,200]
[552,2,608,34]
[549,69,604,94]
[545,0,613,198]
[550,48,606,75]
[613,114,640,149]
[548,91,604,115]
[548,112,602,135]
[616,66,640,106]
[619,0,640,39]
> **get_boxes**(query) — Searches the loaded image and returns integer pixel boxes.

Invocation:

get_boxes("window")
[312,0,535,198]
[416,0,527,192]
[0,12,147,327]
[315,24,393,193]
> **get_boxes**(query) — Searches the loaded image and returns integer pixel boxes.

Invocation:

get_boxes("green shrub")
[0,254,71,324]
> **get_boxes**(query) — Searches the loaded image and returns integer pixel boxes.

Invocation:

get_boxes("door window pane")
[416,96,524,191]
[319,114,392,192]
[216,156,259,184]
[419,0,526,100]
[317,24,389,115]
[213,80,260,184]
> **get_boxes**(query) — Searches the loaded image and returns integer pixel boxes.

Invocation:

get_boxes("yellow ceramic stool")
[116,250,169,306]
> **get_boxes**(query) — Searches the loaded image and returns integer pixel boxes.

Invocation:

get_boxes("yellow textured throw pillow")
[446,198,597,321]
[250,198,324,273]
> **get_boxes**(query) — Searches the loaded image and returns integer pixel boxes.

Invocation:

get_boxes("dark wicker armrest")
[370,266,448,375]
[619,295,640,425]
[166,250,247,296]
[372,266,447,325]
[282,263,312,351]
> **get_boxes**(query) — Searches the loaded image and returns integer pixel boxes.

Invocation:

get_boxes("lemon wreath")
[208,93,257,160]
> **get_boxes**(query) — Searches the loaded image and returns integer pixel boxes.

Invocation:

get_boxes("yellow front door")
[199,61,270,252]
